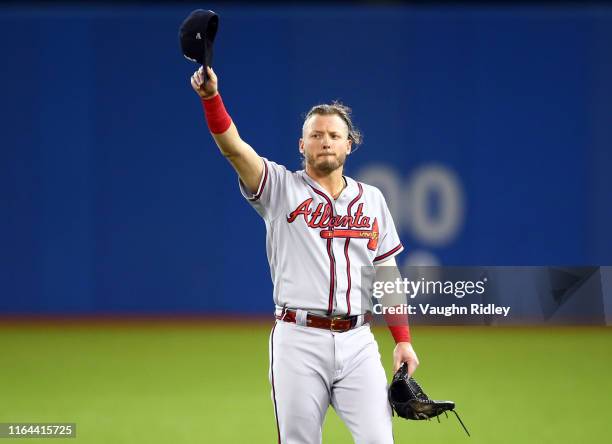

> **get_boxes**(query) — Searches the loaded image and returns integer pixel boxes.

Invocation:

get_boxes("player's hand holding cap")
[179,9,219,79]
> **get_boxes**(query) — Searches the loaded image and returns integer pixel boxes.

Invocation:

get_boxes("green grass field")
[0,322,610,443]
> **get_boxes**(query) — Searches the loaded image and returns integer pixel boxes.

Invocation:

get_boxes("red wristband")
[384,311,412,344]
[388,325,411,344]
[201,93,232,134]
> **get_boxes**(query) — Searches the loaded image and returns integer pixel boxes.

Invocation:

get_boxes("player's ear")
[299,138,304,155]
[346,139,352,155]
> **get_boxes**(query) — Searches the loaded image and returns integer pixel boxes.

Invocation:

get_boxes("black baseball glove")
[388,363,470,436]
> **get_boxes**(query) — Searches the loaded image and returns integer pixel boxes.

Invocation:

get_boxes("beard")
[305,151,347,175]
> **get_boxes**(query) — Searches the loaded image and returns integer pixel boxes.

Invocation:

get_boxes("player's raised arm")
[191,66,263,194]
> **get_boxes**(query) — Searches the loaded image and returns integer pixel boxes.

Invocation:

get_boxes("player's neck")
[305,166,346,199]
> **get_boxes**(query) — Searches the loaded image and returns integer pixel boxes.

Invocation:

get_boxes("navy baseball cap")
[179,9,219,68]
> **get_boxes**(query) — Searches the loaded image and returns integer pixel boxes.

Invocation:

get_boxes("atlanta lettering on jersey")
[286,198,379,250]
[286,198,370,228]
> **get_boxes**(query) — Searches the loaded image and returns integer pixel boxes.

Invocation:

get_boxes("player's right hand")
[191,66,218,99]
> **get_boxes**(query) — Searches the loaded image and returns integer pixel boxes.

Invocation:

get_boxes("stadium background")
[1,2,611,443]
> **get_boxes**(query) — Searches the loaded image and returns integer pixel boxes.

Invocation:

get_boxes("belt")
[275,309,373,333]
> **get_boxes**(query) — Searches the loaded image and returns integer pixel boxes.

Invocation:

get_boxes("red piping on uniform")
[309,185,336,315]
[249,159,269,201]
[344,183,363,316]
[343,240,351,315]
[270,322,281,444]
[374,243,404,262]
[325,238,335,314]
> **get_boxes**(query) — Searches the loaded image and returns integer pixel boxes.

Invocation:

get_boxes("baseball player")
[191,65,419,444]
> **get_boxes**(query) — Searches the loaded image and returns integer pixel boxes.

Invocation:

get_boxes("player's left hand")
[393,342,419,376]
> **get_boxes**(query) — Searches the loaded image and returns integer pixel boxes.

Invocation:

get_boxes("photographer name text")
[373,303,511,317]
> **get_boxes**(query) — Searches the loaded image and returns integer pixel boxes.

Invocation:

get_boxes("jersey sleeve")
[238,157,289,221]
[373,191,404,264]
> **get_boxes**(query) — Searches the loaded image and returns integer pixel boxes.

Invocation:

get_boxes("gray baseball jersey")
[239,157,404,316]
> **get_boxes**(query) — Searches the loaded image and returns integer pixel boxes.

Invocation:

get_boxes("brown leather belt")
[275,309,373,333]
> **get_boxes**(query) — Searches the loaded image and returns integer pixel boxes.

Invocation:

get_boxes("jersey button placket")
[329,201,337,314]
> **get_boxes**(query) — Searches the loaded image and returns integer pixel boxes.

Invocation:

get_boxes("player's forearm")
[376,257,412,343]
[201,95,263,193]
[210,122,246,157]
[201,95,248,157]
[192,68,256,160]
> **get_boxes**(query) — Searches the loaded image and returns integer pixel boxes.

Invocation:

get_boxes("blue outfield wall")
[1,4,611,314]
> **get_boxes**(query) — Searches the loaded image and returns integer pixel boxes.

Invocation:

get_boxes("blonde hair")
[303,101,363,146]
